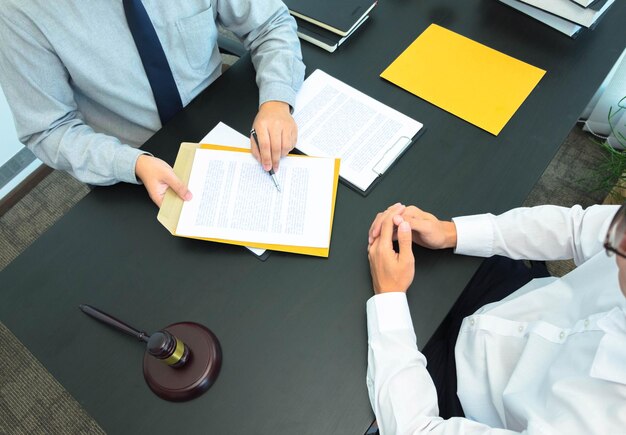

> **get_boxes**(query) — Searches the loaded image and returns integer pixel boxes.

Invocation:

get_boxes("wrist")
[442,221,458,249]
[135,154,152,181]
[259,100,290,114]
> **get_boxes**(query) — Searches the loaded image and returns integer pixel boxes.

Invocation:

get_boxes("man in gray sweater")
[0,0,305,206]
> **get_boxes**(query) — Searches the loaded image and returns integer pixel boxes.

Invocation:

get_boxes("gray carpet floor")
[0,125,611,434]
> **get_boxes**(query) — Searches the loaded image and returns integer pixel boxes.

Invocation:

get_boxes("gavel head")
[146,330,190,368]
[143,322,221,401]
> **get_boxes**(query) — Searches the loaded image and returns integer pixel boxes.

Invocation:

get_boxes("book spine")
[296,31,337,53]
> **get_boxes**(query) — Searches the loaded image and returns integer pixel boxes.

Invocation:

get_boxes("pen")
[250,128,281,192]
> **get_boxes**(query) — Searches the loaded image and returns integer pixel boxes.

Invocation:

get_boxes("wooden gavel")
[79,304,221,401]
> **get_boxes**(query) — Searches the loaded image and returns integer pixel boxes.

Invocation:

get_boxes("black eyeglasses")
[604,204,626,259]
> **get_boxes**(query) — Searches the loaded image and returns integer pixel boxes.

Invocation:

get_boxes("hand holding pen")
[251,128,281,192]
[249,101,298,190]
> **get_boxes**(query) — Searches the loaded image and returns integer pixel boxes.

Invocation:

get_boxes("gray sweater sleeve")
[215,0,305,109]
[0,5,143,185]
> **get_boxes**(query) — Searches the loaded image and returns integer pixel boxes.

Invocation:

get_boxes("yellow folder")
[158,143,340,257]
[380,24,546,136]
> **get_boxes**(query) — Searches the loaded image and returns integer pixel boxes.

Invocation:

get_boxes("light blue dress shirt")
[0,0,305,185]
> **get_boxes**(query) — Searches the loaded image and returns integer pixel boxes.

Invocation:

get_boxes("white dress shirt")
[367,204,626,434]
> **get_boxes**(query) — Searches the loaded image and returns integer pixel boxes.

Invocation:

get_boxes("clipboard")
[340,128,426,196]
[293,69,425,196]
[158,143,341,258]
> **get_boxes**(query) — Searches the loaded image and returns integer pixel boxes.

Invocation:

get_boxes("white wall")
[0,84,42,199]
[582,48,626,149]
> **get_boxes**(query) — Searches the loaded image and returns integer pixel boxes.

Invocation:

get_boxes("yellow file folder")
[158,143,340,258]
[381,24,546,135]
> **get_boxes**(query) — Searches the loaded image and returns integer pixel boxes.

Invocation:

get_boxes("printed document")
[199,123,266,257]
[293,69,423,193]
[171,143,339,255]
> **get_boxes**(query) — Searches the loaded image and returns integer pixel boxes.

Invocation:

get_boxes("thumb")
[397,221,413,263]
[165,172,192,201]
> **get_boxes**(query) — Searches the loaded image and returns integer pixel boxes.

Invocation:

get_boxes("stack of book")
[284,0,378,53]
[497,0,616,38]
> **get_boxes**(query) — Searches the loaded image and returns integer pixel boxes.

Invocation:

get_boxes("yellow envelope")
[158,143,340,258]
[381,24,546,135]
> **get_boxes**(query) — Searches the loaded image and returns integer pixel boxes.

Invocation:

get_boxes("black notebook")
[294,15,369,53]
[285,0,377,36]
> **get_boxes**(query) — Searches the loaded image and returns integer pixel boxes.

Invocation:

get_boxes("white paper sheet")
[176,143,336,249]
[200,122,250,149]
[199,123,265,256]
[293,69,423,192]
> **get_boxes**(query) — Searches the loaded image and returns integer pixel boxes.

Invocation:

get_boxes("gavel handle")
[79,304,150,342]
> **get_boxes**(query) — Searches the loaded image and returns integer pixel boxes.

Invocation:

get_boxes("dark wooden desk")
[1,1,624,434]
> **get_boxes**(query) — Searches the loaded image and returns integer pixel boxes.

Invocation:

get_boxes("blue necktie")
[123,0,183,125]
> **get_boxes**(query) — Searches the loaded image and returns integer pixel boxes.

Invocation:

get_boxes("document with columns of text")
[293,69,423,194]
[198,123,267,258]
[158,124,340,258]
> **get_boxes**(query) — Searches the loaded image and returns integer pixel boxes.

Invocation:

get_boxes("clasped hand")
[368,203,457,250]
[367,203,458,294]
[368,207,415,294]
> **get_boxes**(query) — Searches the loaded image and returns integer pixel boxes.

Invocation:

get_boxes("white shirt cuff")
[366,292,414,336]
[453,214,495,257]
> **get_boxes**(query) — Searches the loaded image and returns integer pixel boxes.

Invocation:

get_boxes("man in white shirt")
[366,202,625,434]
